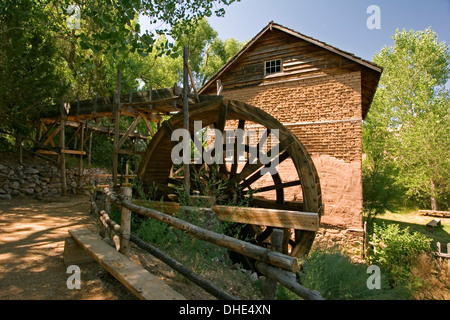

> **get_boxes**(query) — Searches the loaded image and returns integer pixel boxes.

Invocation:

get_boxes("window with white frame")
[265,59,282,75]
[225,130,246,163]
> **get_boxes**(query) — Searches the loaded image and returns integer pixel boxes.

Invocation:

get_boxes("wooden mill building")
[200,22,382,243]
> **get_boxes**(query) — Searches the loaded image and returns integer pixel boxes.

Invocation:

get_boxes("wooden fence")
[90,186,323,300]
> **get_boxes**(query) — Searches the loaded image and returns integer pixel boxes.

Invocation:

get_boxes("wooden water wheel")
[137,97,323,258]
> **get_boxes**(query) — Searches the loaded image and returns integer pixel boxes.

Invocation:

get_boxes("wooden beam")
[183,46,190,195]
[211,206,319,231]
[42,126,60,147]
[255,261,323,300]
[113,72,121,186]
[117,114,142,149]
[117,149,144,156]
[130,234,238,300]
[36,149,59,155]
[68,228,185,300]
[141,115,155,137]
[61,149,87,155]
[77,122,85,194]
[132,200,180,215]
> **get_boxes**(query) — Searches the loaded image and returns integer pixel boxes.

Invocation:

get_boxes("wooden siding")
[201,27,380,119]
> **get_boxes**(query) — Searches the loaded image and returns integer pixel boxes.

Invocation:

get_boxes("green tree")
[0,0,240,142]
[0,0,63,136]
[173,18,244,88]
[364,28,450,210]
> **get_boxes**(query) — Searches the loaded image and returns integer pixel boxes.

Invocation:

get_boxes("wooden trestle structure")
[36,84,198,194]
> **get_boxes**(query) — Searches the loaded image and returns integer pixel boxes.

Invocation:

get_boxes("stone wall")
[0,163,112,199]
[0,164,62,199]
[313,224,366,261]
[66,168,112,195]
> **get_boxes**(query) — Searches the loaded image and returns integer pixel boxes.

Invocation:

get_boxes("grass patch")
[298,248,407,300]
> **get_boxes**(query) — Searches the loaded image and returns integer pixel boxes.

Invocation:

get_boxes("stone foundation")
[314,224,365,261]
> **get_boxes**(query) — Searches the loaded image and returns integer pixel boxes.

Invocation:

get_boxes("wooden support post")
[183,46,190,195]
[263,228,283,300]
[77,122,85,194]
[17,134,23,164]
[60,96,67,196]
[113,70,122,186]
[88,130,93,167]
[119,187,132,257]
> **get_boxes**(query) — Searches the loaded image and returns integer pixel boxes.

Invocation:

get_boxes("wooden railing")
[90,186,323,300]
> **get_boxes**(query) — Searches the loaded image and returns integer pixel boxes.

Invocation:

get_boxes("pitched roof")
[199,21,382,118]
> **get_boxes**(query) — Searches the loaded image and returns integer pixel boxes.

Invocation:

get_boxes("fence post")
[263,228,283,300]
[119,187,132,256]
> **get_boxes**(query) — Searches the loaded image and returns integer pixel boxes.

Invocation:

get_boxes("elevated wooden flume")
[36,84,200,192]
[44,81,323,299]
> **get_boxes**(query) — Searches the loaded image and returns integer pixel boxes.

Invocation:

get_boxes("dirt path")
[0,195,216,300]
[0,195,137,300]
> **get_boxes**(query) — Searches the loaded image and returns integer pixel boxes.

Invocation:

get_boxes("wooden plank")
[36,149,59,155]
[211,205,319,231]
[61,149,87,155]
[68,228,185,300]
[117,115,142,149]
[132,200,180,215]
[426,219,441,231]
[419,210,450,218]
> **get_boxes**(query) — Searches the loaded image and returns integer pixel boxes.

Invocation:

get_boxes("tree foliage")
[363,28,450,211]
[0,0,64,135]
[0,0,240,144]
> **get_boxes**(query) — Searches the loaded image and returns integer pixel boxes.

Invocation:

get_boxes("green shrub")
[298,248,404,300]
[367,223,432,286]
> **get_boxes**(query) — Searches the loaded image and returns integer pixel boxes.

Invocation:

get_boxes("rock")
[249,272,258,282]
[10,181,20,190]
[231,263,241,271]
[24,168,39,175]
[20,188,34,195]
[0,194,11,200]
[34,192,43,200]
[49,188,60,194]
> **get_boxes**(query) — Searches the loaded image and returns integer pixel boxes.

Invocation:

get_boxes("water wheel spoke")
[230,119,246,176]
[239,151,290,190]
[243,180,301,195]
[271,172,284,204]
[256,226,273,244]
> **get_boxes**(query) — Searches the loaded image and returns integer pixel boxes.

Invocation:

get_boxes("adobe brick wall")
[221,71,364,234]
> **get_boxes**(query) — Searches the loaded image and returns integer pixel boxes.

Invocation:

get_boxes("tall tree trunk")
[430,178,438,211]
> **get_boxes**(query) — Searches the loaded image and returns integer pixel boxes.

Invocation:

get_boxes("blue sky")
[206,0,450,62]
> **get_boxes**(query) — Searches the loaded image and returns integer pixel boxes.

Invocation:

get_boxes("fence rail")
[90,186,323,300]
